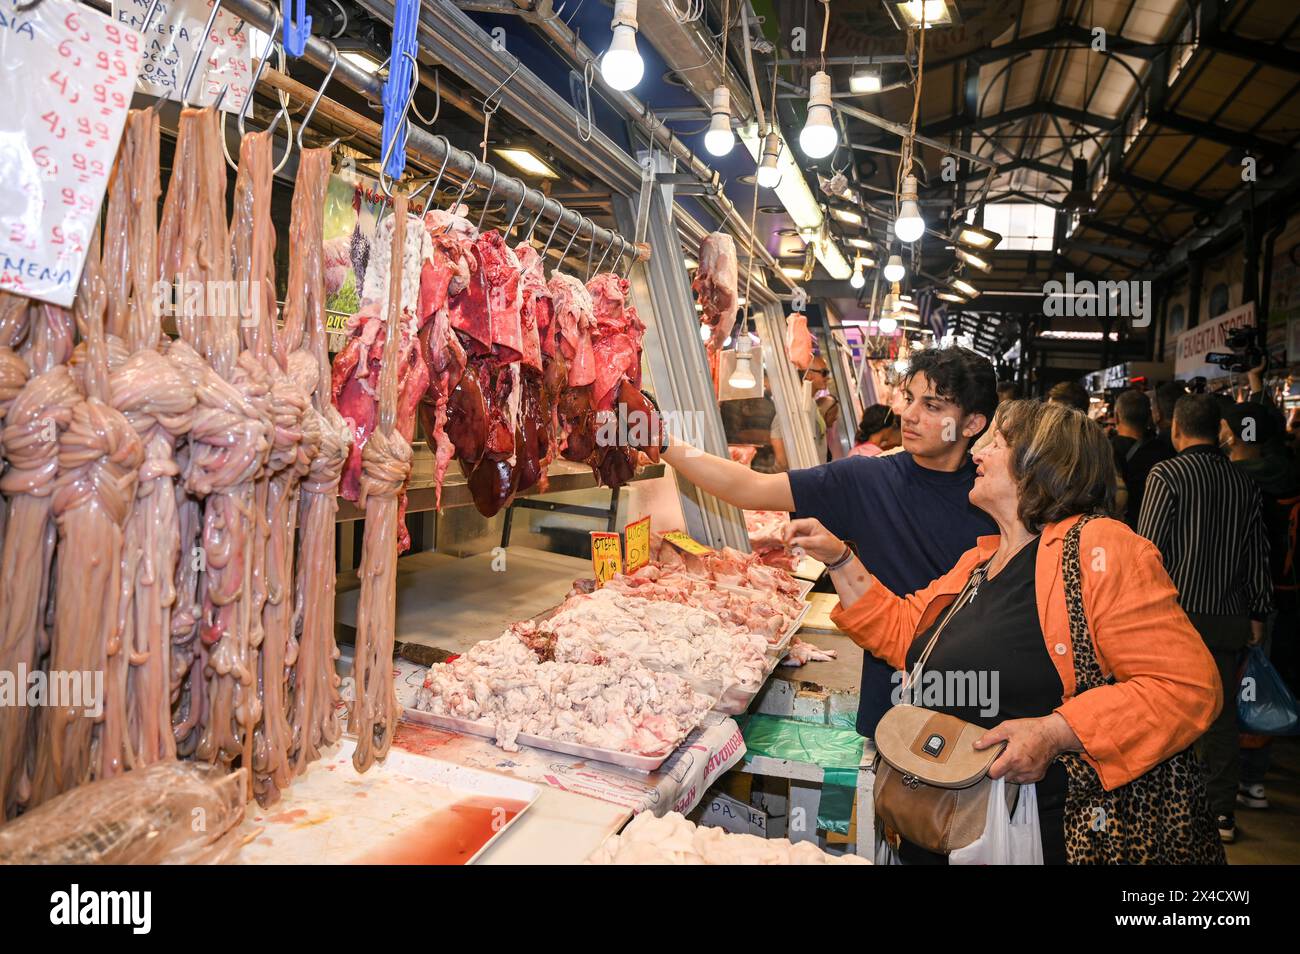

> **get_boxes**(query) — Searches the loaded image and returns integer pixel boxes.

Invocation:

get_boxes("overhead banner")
[1173,302,1256,381]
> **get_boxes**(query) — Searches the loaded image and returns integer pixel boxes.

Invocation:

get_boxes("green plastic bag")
[736,714,865,835]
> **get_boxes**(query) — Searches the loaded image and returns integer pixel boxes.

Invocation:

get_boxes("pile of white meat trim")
[587,811,871,865]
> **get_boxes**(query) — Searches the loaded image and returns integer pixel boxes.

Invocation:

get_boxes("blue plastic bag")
[1238,646,1300,735]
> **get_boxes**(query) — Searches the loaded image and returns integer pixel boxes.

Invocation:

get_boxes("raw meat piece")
[781,637,838,667]
[547,272,596,388]
[693,232,738,353]
[29,242,144,806]
[514,243,547,373]
[286,149,352,777]
[586,273,644,410]
[541,588,769,697]
[785,312,813,371]
[350,195,414,774]
[588,811,870,865]
[332,206,430,552]
[0,359,79,817]
[414,634,712,756]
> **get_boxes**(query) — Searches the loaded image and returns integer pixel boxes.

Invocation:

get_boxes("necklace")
[970,533,1040,601]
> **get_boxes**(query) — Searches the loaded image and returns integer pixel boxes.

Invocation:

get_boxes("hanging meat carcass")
[332,199,431,553]
[350,194,414,773]
[547,272,597,468]
[0,303,75,818]
[28,238,144,807]
[290,149,352,775]
[511,242,550,494]
[414,208,473,509]
[586,272,661,487]
[693,232,738,353]
[447,229,527,518]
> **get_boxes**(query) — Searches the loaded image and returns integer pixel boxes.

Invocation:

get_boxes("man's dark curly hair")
[905,347,998,439]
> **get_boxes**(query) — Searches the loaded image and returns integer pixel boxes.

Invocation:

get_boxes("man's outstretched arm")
[662,436,796,512]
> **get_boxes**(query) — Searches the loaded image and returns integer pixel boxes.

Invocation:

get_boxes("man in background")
[1152,380,1187,450]
[1111,389,1173,528]
[1138,394,1272,844]
[1047,380,1091,413]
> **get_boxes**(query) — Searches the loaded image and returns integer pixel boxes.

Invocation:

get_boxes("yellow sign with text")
[661,530,713,556]
[625,516,651,572]
[590,532,623,586]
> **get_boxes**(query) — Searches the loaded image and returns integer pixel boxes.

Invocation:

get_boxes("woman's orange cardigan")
[829,513,1222,790]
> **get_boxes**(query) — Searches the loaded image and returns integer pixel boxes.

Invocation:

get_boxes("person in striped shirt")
[1137,393,1273,844]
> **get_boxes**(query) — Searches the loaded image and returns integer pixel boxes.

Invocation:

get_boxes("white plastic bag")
[948,778,1044,865]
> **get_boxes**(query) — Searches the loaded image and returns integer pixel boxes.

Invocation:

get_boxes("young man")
[1137,393,1273,844]
[663,347,998,739]
[1111,389,1173,528]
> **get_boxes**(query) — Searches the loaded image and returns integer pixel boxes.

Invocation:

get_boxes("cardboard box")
[700,791,787,839]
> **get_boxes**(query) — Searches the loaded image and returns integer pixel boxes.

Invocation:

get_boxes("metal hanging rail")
[218,0,645,269]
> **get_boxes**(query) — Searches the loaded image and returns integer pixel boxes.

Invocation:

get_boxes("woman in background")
[849,404,902,458]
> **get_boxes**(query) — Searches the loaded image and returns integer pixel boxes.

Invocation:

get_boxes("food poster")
[322,165,394,331]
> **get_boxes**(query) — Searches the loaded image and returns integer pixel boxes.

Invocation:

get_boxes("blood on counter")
[353,795,529,865]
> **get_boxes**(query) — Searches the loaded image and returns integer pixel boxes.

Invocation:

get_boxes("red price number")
[102,24,140,53]
[49,227,85,254]
[60,188,97,214]
[75,116,111,148]
[71,153,107,182]
[31,145,57,173]
[92,83,127,111]
[47,70,80,103]
[40,111,69,140]
[94,50,130,79]
[63,12,91,43]
[57,39,83,68]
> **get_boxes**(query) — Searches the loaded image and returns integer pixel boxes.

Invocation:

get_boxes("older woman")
[787,400,1222,864]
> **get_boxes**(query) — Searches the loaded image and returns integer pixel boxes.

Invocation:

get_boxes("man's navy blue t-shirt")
[788,451,995,737]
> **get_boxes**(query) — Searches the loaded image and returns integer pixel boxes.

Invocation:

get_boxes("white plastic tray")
[237,740,539,865]
[401,706,676,773]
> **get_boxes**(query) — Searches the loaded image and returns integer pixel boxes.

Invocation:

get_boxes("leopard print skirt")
[1058,515,1226,865]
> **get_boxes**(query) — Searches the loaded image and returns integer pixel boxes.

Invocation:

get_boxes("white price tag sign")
[111,0,250,112]
[0,0,141,306]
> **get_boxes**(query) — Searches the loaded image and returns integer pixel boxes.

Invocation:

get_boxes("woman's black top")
[896,538,1069,864]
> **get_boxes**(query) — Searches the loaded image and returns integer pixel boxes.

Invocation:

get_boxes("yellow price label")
[325,312,351,334]
[590,532,623,586]
[625,516,651,572]
[661,530,713,556]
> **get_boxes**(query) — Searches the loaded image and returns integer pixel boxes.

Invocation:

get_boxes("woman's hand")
[975,713,1081,784]
[783,517,848,565]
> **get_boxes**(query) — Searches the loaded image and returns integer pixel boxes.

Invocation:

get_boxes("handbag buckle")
[902,774,921,789]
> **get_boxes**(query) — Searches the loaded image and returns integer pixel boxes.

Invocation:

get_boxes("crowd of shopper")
[663,344,1296,864]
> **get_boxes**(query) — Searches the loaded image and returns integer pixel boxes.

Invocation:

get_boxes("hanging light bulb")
[849,257,865,289]
[878,314,899,335]
[728,333,756,389]
[704,86,734,157]
[895,173,925,243]
[756,132,782,188]
[799,71,838,159]
[883,253,906,283]
[602,0,644,91]
[893,355,909,373]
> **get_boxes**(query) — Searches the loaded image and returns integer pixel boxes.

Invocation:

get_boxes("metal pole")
[219,0,642,263]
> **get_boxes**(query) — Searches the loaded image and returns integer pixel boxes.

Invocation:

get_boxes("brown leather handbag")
[873,568,1018,854]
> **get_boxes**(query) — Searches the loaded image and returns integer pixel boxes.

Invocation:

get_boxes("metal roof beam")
[925,101,1119,137]
[1201,29,1300,77]
[1077,218,1171,250]
[1148,109,1286,158]
[1109,171,1214,210]
[930,24,1162,70]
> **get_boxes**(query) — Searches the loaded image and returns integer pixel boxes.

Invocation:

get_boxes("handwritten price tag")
[0,0,141,306]
[590,532,623,587]
[111,0,249,113]
[661,530,713,556]
[624,516,651,573]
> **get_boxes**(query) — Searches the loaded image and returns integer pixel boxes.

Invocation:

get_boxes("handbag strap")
[1061,513,1108,694]
[903,565,985,705]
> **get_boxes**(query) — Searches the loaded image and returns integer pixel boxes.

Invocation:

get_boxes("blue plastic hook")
[380,0,419,180]
[282,0,312,57]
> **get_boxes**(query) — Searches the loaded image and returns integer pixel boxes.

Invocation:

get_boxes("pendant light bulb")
[703,86,735,157]
[757,132,782,188]
[799,71,838,159]
[602,1,644,91]
[895,174,925,243]
[850,258,865,289]
[728,333,756,389]
[883,253,906,283]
